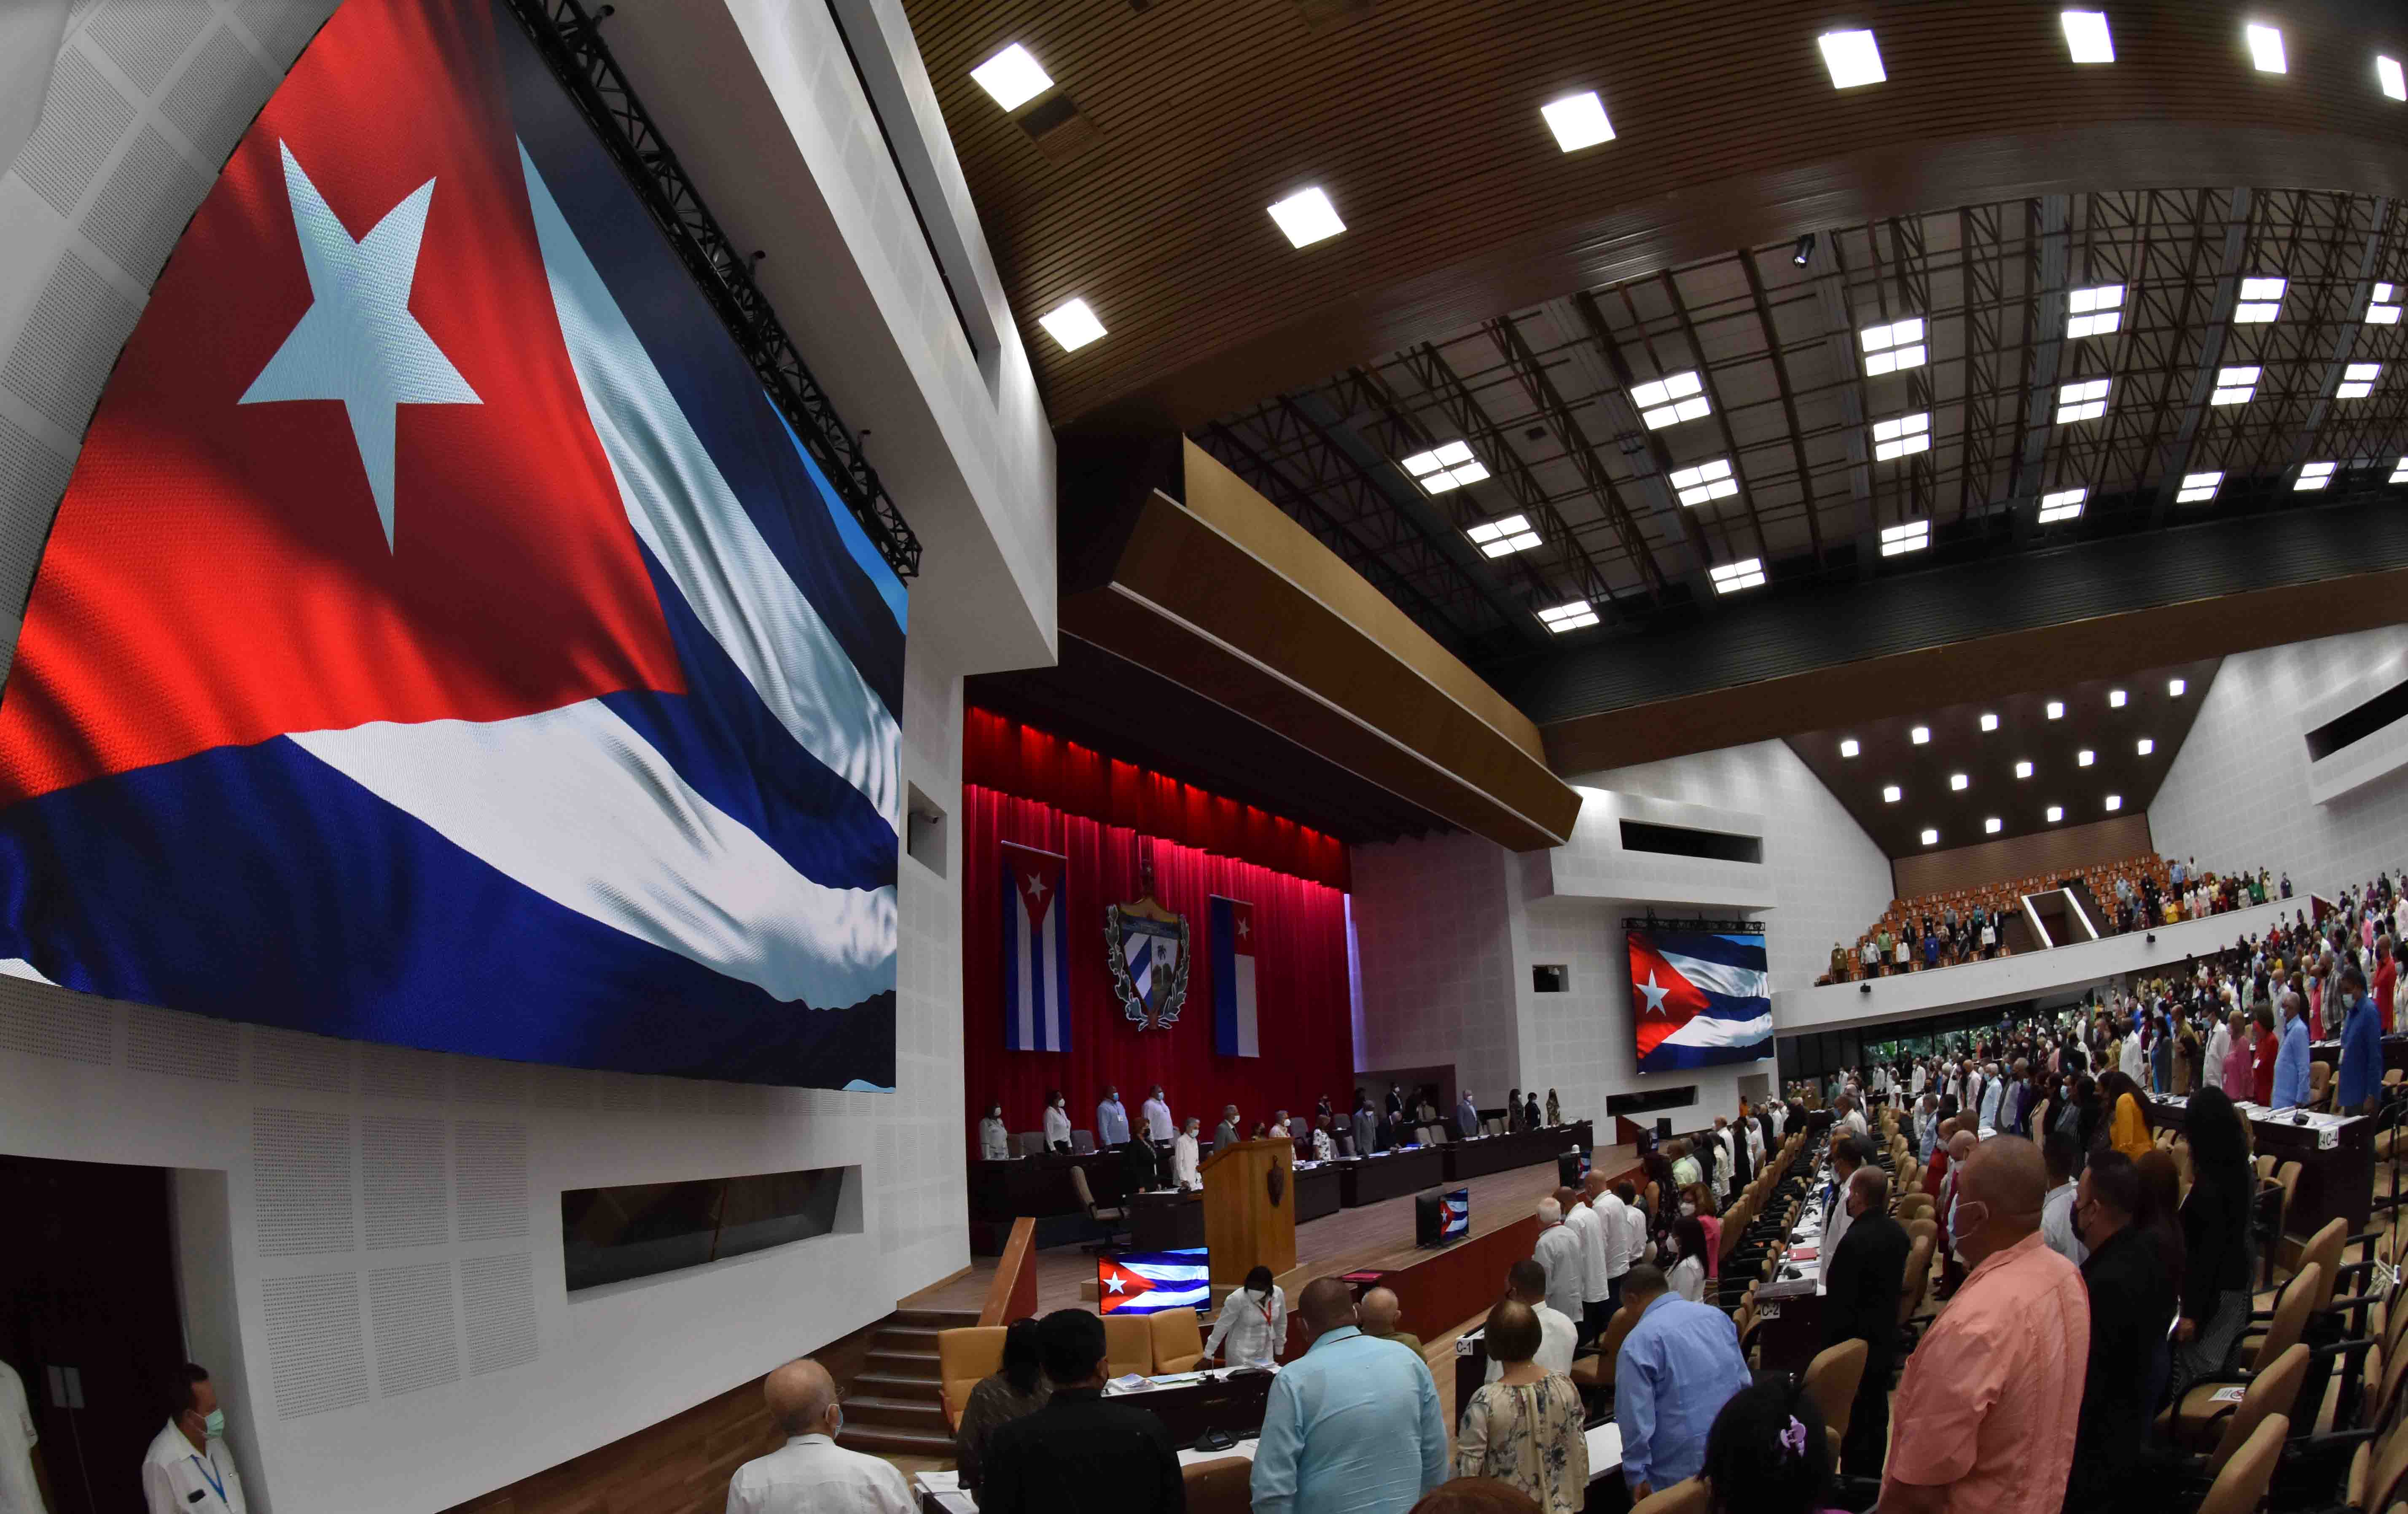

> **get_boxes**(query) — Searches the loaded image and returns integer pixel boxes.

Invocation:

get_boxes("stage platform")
[909,1142,1640,1319]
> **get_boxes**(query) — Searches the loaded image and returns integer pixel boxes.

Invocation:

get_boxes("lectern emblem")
[1267,1162,1287,1208]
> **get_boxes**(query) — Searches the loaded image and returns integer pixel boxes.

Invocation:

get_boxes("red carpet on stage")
[963,713,1355,1153]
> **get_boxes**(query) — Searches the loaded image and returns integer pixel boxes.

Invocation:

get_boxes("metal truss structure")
[1199,188,2408,666]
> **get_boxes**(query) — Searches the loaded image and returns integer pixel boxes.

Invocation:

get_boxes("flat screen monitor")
[1628,925,1773,1073]
[1098,1248,1208,1315]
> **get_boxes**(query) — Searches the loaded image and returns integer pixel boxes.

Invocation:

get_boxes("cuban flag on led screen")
[1097,1249,1209,1315]
[1441,1189,1470,1240]
[1210,895,1258,1057]
[0,0,908,1089]
[1002,842,1072,1052]
[1629,928,1773,1072]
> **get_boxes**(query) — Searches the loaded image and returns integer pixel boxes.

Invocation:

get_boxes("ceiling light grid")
[2368,282,2401,325]
[1819,29,1886,89]
[1871,412,1930,462]
[2177,470,2224,504]
[2037,486,2088,523]
[1669,458,1739,507]
[2295,461,2337,491]
[1465,512,1540,556]
[1879,520,1930,557]
[2061,10,2114,64]
[2055,377,2110,424]
[1709,558,1766,594]
[2338,362,2382,400]
[2210,365,2260,406]
[1631,371,1710,430]
[970,43,1054,110]
[1541,91,1615,152]
[1402,440,1489,494]
[2067,284,2123,338]
[1268,187,1345,249]
[2234,276,2285,324]
[1037,298,1106,352]
[1537,600,1598,633]
[1860,317,1926,376]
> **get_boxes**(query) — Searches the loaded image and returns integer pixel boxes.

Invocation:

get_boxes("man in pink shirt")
[1881,1136,2088,1514]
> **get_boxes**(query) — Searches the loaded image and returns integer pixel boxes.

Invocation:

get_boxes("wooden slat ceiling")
[898,0,2408,432]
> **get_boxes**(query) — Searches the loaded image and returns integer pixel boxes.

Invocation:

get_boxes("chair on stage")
[938,1326,1006,1431]
[1070,1165,1129,1253]
[1150,1307,1206,1373]
[1103,1312,1154,1378]
[1182,1456,1252,1514]
[1013,1132,1047,1157]
[1072,1129,1097,1154]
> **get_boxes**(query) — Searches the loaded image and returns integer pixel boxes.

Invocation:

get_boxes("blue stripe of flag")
[1653,930,1767,971]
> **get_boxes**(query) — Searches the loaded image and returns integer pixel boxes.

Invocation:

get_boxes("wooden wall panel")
[1891,815,2153,900]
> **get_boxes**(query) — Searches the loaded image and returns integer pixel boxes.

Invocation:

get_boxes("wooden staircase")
[836,1307,974,1457]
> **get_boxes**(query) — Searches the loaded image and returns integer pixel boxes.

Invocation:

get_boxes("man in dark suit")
[2064,1152,2177,1511]
[1821,1165,1910,1478]
[1120,1128,1165,1193]
[981,1309,1183,1514]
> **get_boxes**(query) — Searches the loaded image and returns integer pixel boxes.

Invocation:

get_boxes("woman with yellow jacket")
[2099,1069,2155,1160]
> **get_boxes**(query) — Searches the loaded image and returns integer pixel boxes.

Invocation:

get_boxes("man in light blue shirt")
[2273,990,2313,1109]
[1615,1264,1751,1498]
[1252,1278,1445,1514]
[1977,1064,2004,1132]
[1095,1086,1130,1146]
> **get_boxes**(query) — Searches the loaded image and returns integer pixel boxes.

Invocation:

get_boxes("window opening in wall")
[2303,674,2408,762]
[1605,1087,1697,1116]
[562,1166,854,1293]
[1618,819,1763,864]
[1532,964,1569,993]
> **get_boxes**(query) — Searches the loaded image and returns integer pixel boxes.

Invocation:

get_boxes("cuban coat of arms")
[1107,860,1190,1029]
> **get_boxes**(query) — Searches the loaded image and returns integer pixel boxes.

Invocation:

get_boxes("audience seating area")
[937,1309,1206,1430]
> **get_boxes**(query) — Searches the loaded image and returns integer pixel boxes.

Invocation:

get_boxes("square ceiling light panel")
[1819,29,1887,89]
[2047,805,2064,822]
[1466,513,1541,557]
[1632,370,1711,429]
[2169,678,2188,696]
[1268,187,1346,248]
[2056,378,2110,424]
[2061,10,2115,63]
[2370,283,2401,325]
[1542,91,1616,151]
[1861,317,1926,376]
[1879,520,1930,556]
[1872,412,1930,461]
[2110,689,2126,707]
[2339,362,2381,400]
[2016,760,2034,778]
[2392,457,2408,484]
[2247,24,2286,73]
[1537,600,1598,633]
[1841,739,1860,758]
[2210,366,2259,405]
[1669,457,1740,507]
[2383,56,2406,101]
[2295,461,2337,491]
[2037,487,2087,523]
[2235,276,2285,323]
[2067,284,2123,338]
[1401,439,1489,493]
[971,43,1054,110]
[2177,470,2223,503]
[1709,557,1766,593]
[1037,298,1106,352]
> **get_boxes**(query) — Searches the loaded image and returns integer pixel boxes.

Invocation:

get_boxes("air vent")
[361,1116,448,1250]
[460,1253,540,1377]
[253,1108,356,1256]
[1017,92,1100,162]
[455,1121,528,1242]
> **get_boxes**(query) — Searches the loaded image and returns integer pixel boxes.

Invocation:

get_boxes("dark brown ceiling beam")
[2148,188,2255,524]
[1737,248,1827,567]
[1567,290,1719,602]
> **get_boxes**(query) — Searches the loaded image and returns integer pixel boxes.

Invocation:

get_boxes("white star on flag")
[1103,1275,1125,1294]
[1236,917,1249,937]
[1637,969,1672,1017]
[1024,873,1048,902]
[241,141,481,551]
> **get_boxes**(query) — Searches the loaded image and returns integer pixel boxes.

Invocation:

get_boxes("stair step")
[838,1424,955,1455]
[866,1348,937,1373]
[855,1372,943,1400]
[878,1325,946,1351]
[891,1307,980,1329]
[844,1394,949,1431]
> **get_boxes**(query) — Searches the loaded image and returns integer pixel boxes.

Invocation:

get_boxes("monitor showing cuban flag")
[0,0,907,1090]
[1627,926,1774,1073]
[1441,1189,1470,1240]
[1097,1249,1209,1315]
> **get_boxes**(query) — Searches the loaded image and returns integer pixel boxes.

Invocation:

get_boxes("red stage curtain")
[963,783,1356,1157]
[965,709,1349,890]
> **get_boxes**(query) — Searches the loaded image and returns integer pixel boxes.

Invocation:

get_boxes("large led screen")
[0,0,906,1089]
[1627,926,1772,1073]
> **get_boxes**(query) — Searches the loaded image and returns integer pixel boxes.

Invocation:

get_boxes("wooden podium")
[1200,1138,1297,1286]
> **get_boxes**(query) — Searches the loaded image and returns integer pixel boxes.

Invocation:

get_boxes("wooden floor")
[906,1144,1637,1317]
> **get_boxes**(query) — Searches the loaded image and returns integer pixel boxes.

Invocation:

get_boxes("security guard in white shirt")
[143,1366,245,1514]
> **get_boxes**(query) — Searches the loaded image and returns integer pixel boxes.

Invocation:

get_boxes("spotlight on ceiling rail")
[1793,233,1817,268]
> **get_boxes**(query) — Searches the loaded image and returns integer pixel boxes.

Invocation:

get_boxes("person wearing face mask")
[980,1312,1181,1514]
[2338,964,2384,1114]
[979,1102,1011,1161]
[143,1365,247,1514]
[1042,1090,1072,1152]
[1881,1136,2088,1514]
[1204,1265,1289,1369]
[1818,1136,1865,1264]
[1140,1085,1175,1142]
[1820,1165,1908,1477]
[2272,988,2312,1109]
[1173,1117,1202,1189]
[2062,1152,2178,1512]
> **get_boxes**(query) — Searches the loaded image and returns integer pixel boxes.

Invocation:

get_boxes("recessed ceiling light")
[2383,56,2408,102]
[1871,412,1931,462]
[1819,29,1887,89]
[1403,440,1489,494]
[2370,284,2403,325]
[2077,748,2095,766]
[1541,91,1616,152]
[2339,362,2381,400]
[2046,701,2065,720]
[1632,371,1711,430]
[1536,599,1599,633]
[2055,377,2110,424]
[1708,557,1765,593]
[1841,738,1861,758]
[2016,760,2034,778]
[1037,297,1106,352]
[2169,678,2187,697]
[1880,520,1931,556]
[1860,317,1927,376]
[2177,470,2224,503]
[2109,688,2127,707]
[1466,513,1540,556]
[2037,487,2088,523]
[2047,805,2064,822]
[971,43,1054,110]
[2295,461,2338,492]
[2061,10,2115,64]
[2067,285,2123,338]
[2210,365,2260,405]
[1910,725,1930,745]
[1669,457,1740,507]
[2137,737,2155,755]
[2392,457,2408,483]
[1986,816,2004,835]
[2104,793,2123,811]
[1268,187,1346,249]
[2247,23,2287,75]
[1920,827,1940,846]
[1950,772,1970,791]
[1884,784,1903,803]
[1980,713,1999,732]
[2233,279,2284,324]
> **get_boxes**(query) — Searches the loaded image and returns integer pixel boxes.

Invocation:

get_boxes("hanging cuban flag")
[1097,1248,1209,1315]
[1210,895,1259,1057]
[1002,842,1071,1052]
[1441,1189,1470,1240]
[1628,927,1773,1072]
